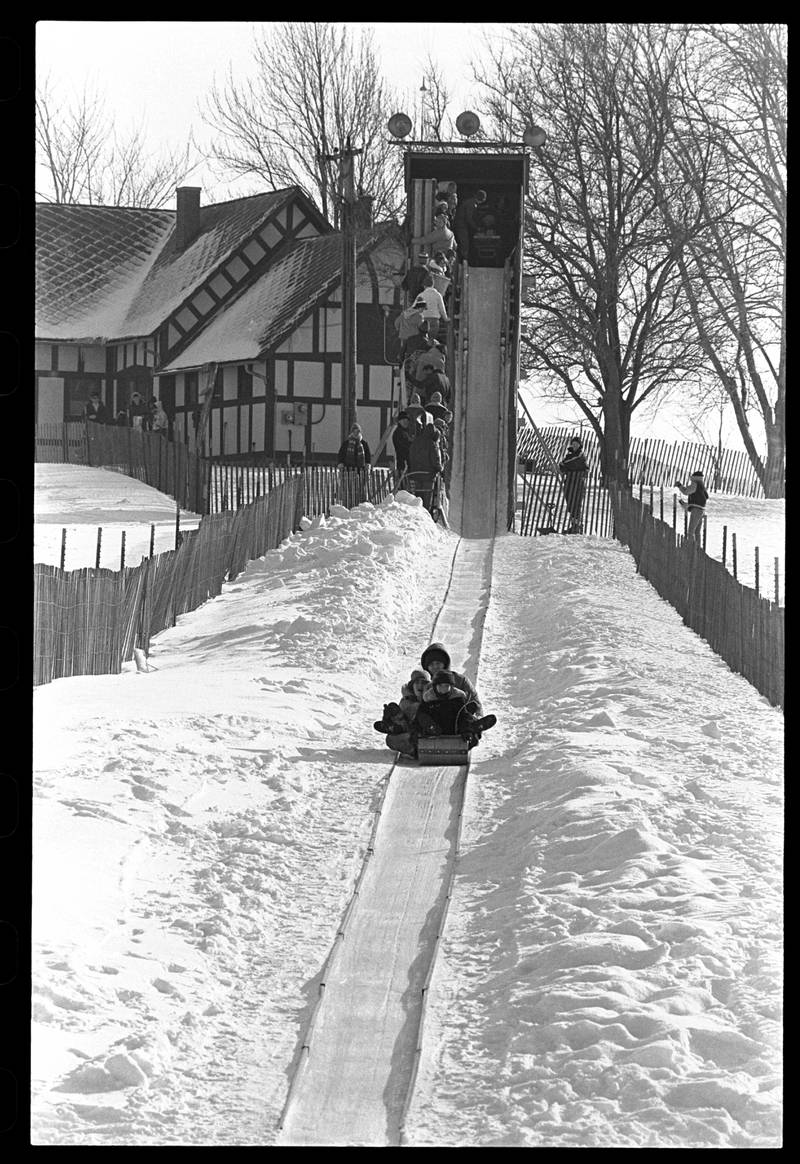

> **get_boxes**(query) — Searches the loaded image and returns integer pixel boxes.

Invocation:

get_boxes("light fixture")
[523,125,547,147]
[387,112,413,139]
[455,111,481,137]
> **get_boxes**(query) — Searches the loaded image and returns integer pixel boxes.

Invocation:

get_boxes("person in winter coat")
[426,391,452,426]
[405,394,432,430]
[415,670,497,742]
[401,261,430,303]
[150,400,169,436]
[412,274,449,342]
[128,391,149,430]
[406,421,443,512]
[419,367,451,407]
[559,436,588,533]
[454,189,487,261]
[412,212,456,261]
[337,424,371,470]
[374,669,431,737]
[420,643,485,717]
[676,470,708,544]
[84,391,109,425]
[392,411,413,482]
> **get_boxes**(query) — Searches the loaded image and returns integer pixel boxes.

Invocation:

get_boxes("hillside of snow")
[31,473,783,1146]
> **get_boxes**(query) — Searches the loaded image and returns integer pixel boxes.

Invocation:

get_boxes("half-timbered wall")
[34,341,111,422]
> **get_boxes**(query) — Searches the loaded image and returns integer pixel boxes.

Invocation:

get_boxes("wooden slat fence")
[610,485,784,709]
[517,467,614,539]
[517,423,767,497]
[33,466,398,686]
[33,477,305,686]
[35,422,211,514]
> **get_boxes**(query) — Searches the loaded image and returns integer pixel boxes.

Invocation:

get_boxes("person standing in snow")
[337,423,371,506]
[392,411,413,484]
[406,421,443,513]
[559,436,588,533]
[676,470,708,544]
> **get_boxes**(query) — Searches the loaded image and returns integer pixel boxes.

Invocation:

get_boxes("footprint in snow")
[701,720,723,739]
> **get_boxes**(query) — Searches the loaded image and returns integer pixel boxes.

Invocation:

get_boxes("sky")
[33,20,771,450]
[31,464,783,1145]
[35,20,508,203]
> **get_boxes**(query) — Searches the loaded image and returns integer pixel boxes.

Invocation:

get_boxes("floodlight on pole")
[455,111,481,138]
[387,112,412,139]
[523,125,548,148]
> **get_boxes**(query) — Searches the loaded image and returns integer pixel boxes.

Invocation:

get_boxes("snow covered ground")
[34,464,202,569]
[31,471,783,1147]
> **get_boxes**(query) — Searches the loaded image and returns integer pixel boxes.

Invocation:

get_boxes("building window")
[213,367,224,400]
[237,365,253,400]
[65,377,101,420]
[185,371,199,406]
[51,345,59,371]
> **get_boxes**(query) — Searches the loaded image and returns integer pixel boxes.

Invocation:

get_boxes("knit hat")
[690,470,704,478]
[421,642,451,670]
[409,669,431,685]
[433,670,455,687]
[429,392,443,404]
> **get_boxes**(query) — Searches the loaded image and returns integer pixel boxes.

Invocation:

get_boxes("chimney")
[175,186,202,251]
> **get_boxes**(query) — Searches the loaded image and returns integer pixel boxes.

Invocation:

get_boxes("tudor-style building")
[35,186,407,461]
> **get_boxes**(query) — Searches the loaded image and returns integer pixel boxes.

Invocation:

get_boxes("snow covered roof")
[35,189,319,343]
[160,228,388,372]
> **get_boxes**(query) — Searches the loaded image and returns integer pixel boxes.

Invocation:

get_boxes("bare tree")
[418,56,454,141]
[202,22,403,228]
[476,23,708,482]
[635,24,786,497]
[36,76,196,208]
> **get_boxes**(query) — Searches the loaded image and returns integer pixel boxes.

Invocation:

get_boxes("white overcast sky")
[35,21,516,204]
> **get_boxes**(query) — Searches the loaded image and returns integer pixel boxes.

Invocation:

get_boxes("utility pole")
[321,137,362,440]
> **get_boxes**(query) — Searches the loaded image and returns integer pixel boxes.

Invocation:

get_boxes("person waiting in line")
[453,189,487,263]
[405,393,433,430]
[426,391,452,426]
[676,470,708,544]
[401,259,430,304]
[436,180,458,222]
[128,391,149,430]
[427,251,452,300]
[418,366,451,407]
[403,319,435,362]
[559,435,589,533]
[412,210,456,262]
[392,411,413,483]
[84,391,109,425]
[406,420,443,513]
[412,274,449,343]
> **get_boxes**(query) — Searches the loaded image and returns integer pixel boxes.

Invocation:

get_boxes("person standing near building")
[128,391,149,430]
[676,470,708,544]
[411,210,455,262]
[392,411,413,484]
[559,436,588,533]
[84,391,109,425]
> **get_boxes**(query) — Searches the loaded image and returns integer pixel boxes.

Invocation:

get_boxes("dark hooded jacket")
[419,643,483,716]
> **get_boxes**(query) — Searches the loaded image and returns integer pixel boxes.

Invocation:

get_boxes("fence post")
[722,526,727,568]
[659,485,664,522]
[149,523,156,558]
[702,513,707,552]
[60,528,67,570]
[175,498,181,549]
[754,546,759,597]
[95,527,102,570]
[732,532,737,581]
[672,494,677,534]
[120,530,126,571]
[775,558,780,606]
